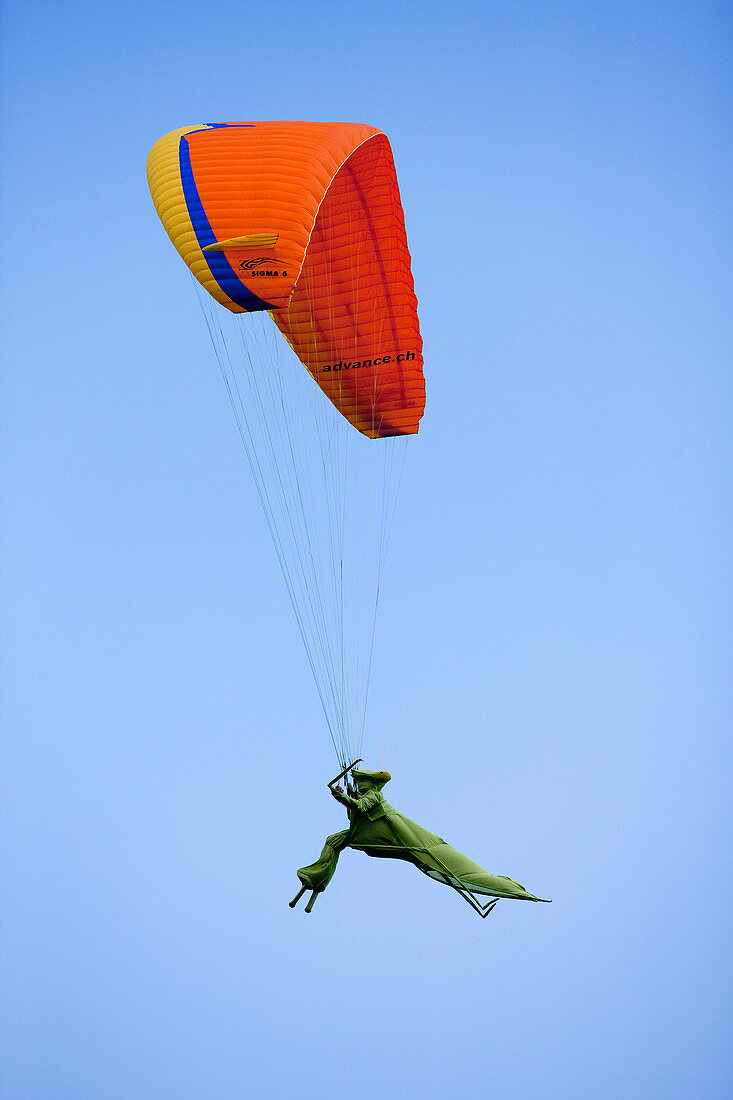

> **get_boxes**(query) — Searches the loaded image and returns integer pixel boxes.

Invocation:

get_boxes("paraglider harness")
[328,760,499,918]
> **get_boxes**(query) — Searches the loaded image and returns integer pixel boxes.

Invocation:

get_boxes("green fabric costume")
[290,769,549,915]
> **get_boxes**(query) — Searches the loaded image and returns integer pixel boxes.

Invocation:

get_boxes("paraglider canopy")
[147,120,426,439]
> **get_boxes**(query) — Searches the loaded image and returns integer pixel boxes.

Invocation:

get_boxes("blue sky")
[1,2,731,1097]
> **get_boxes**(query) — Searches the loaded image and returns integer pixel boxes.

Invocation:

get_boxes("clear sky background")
[1,2,731,1097]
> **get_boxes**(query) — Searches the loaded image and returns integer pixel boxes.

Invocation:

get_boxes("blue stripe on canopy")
[178,134,274,312]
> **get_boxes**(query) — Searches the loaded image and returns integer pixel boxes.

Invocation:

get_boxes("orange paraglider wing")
[147,121,425,438]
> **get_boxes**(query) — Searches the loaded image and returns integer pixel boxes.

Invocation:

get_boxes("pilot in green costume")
[289,768,550,916]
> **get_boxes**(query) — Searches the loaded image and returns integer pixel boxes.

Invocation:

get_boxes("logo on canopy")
[239,257,288,277]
